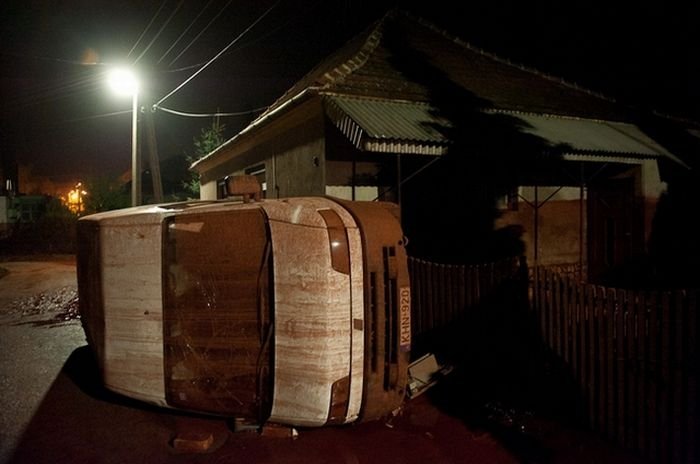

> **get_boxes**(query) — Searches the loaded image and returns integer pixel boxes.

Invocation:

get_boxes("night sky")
[0,0,696,185]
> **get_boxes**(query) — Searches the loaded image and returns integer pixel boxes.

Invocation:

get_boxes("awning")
[323,94,684,165]
[324,95,449,155]
[515,113,680,161]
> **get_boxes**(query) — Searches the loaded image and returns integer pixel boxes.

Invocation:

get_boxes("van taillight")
[326,376,350,424]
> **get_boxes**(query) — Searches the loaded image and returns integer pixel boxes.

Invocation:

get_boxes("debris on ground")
[407,353,453,398]
[482,401,535,433]
[260,423,299,439]
[171,431,215,453]
[6,286,80,326]
[229,417,260,433]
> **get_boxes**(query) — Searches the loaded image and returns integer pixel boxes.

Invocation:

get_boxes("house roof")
[515,113,680,160]
[324,95,449,155]
[322,94,682,163]
[193,9,683,172]
[266,10,627,120]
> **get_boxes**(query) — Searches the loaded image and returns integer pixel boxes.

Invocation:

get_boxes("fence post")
[616,288,629,449]
[687,290,697,464]
[626,290,639,451]
[605,287,616,442]
[660,292,671,463]
[647,291,659,462]
[672,290,685,464]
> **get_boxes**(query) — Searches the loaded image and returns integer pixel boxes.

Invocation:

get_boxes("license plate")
[399,286,411,351]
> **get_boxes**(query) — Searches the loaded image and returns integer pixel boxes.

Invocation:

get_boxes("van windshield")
[161,208,273,420]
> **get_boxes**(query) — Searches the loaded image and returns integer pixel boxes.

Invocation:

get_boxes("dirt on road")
[0,256,85,464]
[0,255,77,322]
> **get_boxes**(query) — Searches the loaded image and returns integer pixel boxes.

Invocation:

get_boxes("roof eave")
[190,89,318,173]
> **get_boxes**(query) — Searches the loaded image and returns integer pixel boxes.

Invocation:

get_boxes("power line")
[167,0,234,67]
[134,0,185,64]
[62,110,133,124]
[154,0,281,108]
[158,2,315,74]
[7,71,106,109]
[0,51,112,67]
[127,0,169,59]
[156,0,215,65]
[157,105,268,118]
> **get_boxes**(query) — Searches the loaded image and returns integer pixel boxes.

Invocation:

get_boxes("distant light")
[64,181,87,214]
[81,48,99,65]
[108,68,138,96]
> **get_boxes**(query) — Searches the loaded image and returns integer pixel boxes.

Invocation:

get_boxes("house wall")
[324,124,402,203]
[496,160,667,272]
[197,94,673,278]
[643,197,659,246]
[273,134,325,198]
[638,159,665,245]
[198,98,326,200]
[497,186,586,268]
[199,181,217,201]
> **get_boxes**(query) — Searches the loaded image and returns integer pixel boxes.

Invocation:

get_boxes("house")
[191,9,690,282]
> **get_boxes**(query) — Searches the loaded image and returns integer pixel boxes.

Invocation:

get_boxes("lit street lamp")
[108,68,140,206]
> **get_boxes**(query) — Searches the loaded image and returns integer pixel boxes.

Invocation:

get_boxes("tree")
[82,176,130,214]
[184,118,226,199]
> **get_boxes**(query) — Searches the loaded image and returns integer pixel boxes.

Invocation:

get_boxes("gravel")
[5,287,80,327]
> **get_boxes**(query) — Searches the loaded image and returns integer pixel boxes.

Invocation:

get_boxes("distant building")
[192,9,693,281]
[17,165,76,198]
[1,164,79,238]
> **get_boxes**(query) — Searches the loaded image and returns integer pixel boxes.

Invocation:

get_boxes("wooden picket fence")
[408,256,525,339]
[533,267,699,464]
[407,256,698,463]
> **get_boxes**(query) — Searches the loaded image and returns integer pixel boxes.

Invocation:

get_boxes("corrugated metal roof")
[324,95,450,155]
[325,95,449,142]
[323,95,683,164]
[515,113,681,163]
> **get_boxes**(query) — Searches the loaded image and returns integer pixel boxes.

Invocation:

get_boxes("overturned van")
[77,195,411,427]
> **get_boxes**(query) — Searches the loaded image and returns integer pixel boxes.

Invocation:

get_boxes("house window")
[216,179,227,199]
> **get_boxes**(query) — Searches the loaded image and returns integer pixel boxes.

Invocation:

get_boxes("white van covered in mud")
[77,194,410,427]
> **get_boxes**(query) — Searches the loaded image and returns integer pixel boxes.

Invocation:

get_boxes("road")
[0,257,648,464]
[0,257,85,464]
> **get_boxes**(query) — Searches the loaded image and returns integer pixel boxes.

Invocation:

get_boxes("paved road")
[0,258,85,464]
[0,257,648,464]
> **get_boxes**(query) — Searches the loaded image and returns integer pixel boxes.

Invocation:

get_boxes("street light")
[108,68,140,206]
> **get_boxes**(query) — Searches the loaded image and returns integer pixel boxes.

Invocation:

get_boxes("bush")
[0,197,77,256]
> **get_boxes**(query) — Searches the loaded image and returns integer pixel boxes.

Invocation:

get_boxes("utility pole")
[144,108,163,203]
